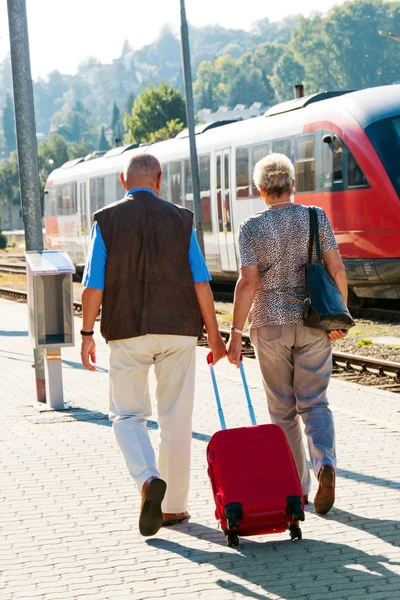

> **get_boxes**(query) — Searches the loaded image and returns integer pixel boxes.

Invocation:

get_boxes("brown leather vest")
[94,191,203,342]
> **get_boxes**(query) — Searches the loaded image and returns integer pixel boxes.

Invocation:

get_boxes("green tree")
[124,82,186,143]
[270,51,305,102]
[110,101,124,142]
[194,60,226,110]
[37,134,89,198]
[0,154,20,217]
[98,126,111,151]
[2,94,17,156]
[148,119,185,143]
[291,0,400,93]
[124,92,135,116]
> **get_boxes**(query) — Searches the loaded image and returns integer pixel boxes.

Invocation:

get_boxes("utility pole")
[180,0,205,255]
[7,0,46,403]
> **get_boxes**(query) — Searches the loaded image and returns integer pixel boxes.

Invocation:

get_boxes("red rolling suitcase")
[206,352,305,547]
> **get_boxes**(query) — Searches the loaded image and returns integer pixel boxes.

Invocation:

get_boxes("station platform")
[0,297,399,600]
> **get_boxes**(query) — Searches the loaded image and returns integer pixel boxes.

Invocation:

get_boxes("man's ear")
[120,171,127,191]
[156,171,162,195]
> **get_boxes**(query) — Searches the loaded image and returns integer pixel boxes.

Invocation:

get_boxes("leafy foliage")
[148,119,185,143]
[124,83,187,143]
[2,94,16,156]
[98,126,111,151]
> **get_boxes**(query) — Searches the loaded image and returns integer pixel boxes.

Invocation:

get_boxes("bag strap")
[308,207,322,265]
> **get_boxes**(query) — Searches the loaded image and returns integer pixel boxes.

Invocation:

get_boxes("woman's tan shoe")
[162,511,190,527]
[314,465,336,515]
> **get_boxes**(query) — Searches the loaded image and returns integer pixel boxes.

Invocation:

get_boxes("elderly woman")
[227,153,348,515]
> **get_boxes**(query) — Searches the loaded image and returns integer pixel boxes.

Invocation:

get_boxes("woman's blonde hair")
[253,152,294,198]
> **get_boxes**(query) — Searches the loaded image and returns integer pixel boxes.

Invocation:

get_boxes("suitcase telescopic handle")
[207,352,257,428]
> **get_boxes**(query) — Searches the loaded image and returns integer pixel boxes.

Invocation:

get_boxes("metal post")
[7,0,46,403]
[180,0,205,255]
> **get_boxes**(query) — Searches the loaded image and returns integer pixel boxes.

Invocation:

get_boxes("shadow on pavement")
[62,359,108,373]
[324,507,400,549]
[147,523,400,599]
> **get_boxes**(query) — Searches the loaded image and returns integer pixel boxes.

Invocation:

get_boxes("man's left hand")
[81,336,96,371]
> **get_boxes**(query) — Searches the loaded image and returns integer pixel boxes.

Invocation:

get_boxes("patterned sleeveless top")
[238,203,338,328]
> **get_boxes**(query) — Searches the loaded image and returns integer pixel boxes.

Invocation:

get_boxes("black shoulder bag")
[303,207,355,331]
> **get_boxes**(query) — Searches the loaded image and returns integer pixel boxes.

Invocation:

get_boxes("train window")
[252,144,269,196]
[199,155,212,233]
[216,155,223,232]
[348,151,368,187]
[332,137,343,182]
[46,187,57,217]
[161,164,169,201]
[89,177,105,213]
[365,115,400,196]
[170,161,182,205]
[115,172,123,199]
[224,153,232,233]
[184,160,194,212]
[273,139,291,158]
[58,183,76,215]
[105,174,118,205]
[295,136,315,192]
[236,147,250,199]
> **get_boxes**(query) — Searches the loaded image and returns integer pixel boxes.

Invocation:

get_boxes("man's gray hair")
[124,153,162,182]
[253,153,294,198]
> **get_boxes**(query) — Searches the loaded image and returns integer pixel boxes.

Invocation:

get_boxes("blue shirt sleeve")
[188,229,211,283]
[82,223,107,290]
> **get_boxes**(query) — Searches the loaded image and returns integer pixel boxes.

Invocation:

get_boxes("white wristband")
[230,325,243,335]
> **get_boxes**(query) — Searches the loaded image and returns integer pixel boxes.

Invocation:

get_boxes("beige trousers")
[108,334,197,513]
[250,324,335,496]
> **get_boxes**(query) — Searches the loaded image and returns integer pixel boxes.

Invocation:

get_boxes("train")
[44,84,400,303]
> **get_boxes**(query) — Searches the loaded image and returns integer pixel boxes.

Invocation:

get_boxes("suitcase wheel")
[286,496,305,523]
[289,524,302,542]
[226,532,239,547]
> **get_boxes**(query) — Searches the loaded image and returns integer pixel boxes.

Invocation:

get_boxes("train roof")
[336,84,400,128]
[46,84,400,187]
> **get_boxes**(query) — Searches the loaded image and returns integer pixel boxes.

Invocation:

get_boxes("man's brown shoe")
[303,494,309,505]
[314,465,335,515]
[139,477,167,536]
[162,511,190,527]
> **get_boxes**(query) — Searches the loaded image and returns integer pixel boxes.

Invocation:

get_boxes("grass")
[357,339,373,347]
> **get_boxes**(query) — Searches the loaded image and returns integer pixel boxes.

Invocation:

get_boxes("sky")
[0,0,345,80]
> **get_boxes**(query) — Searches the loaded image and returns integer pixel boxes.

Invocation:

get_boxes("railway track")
[1,265,400,322]
[0,262,26,275]
[1,285,400,391]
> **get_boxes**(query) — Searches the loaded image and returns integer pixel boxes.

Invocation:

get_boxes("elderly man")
[81,153,226,537]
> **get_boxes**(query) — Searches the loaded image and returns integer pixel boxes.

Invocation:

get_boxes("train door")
[78,181,89,256]
[215,149,237,272]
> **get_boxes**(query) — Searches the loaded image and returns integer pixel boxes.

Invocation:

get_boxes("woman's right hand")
[227,333,243,368]
[328,329,348,341]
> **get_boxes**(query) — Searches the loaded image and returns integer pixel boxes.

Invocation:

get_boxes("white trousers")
[108,334,197,513]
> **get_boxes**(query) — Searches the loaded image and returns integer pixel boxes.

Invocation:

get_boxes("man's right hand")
[208,333,227,364]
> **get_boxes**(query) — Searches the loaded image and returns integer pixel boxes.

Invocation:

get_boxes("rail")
[0,262,26,275]
[1,285,399,382]
[217,328,400,380]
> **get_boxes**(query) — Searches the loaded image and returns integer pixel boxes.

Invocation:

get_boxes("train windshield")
[365,116,400,198]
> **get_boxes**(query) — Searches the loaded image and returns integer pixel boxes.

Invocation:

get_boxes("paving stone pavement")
[0,297,399,600]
